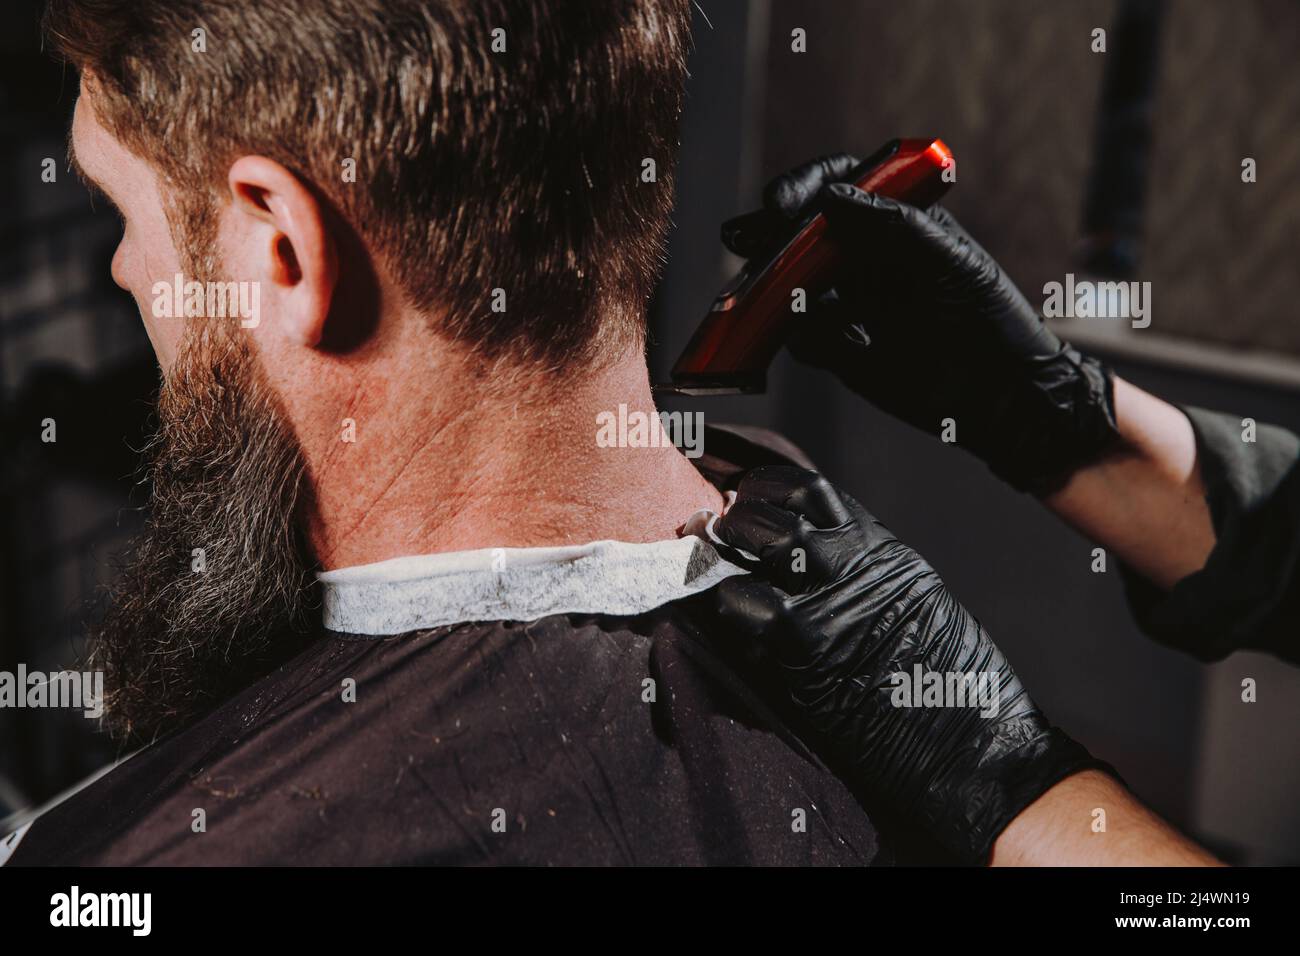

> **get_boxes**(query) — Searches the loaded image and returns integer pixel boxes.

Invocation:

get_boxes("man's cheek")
[128,267,187,370]
[109,236,185,367]
[135,310,179,371]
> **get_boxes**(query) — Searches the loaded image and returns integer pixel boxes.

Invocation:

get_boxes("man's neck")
[299,344,725,571]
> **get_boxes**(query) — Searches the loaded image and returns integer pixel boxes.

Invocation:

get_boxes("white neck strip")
[316,535,747,636]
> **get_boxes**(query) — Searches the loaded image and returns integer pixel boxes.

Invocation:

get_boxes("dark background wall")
[0,0,155,819]
[2,0,1297,862]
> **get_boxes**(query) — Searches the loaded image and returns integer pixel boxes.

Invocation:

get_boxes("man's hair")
[45,0,692,369]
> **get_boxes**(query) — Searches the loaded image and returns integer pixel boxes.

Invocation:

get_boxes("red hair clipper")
[660,138,954,395]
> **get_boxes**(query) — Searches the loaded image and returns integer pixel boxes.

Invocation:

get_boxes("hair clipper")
[659,137,954,396]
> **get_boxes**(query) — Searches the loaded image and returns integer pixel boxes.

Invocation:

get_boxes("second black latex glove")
[707,466,1111,864]
[722,153,1121,496]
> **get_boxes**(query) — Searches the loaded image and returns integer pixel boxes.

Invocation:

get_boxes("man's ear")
[227,156,338,347]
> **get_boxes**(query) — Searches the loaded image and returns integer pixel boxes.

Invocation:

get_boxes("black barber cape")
[8,426,895,866]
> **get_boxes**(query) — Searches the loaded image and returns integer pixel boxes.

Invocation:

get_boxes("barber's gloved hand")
[722,152,1121,496]
[707,466,1112,864]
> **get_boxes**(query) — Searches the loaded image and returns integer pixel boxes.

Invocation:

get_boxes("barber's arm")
[707,466,1218,866]
[725,153,1300,665]
[1047,390,1300,664]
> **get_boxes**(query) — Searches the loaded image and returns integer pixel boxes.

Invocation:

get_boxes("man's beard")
[90,315,318,746]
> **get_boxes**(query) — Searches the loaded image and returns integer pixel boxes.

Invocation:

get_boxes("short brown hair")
[45,0,691,369]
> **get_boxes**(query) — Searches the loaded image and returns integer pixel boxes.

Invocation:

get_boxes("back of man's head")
[46,0,692,369]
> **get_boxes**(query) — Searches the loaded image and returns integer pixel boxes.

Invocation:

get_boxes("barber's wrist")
[1042,378,1213,589]
[956,733,1118,868]
[980,348,1122,496]
[930,724,1118,865]
[990,769,1221,866]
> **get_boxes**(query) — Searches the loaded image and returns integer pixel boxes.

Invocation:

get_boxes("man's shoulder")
[10,613,885,865]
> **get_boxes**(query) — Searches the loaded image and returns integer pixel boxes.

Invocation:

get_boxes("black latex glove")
[707,466,1112,864]
[722,153,1121,496]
